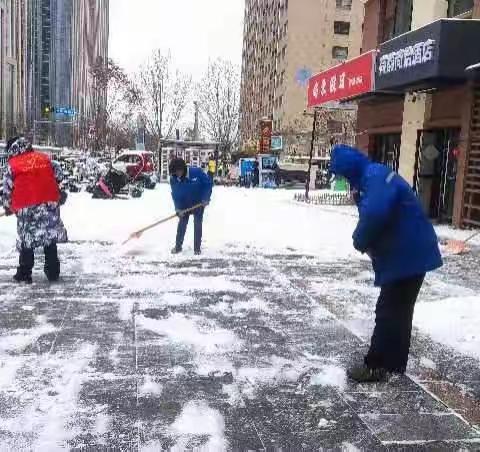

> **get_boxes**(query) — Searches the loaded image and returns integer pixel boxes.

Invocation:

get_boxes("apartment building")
[0,0,28,141]
[239,0,364,149]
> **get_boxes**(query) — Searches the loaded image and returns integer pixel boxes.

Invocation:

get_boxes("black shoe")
[171,247,182,255]
[194,250,201,256]
[13,273,32,285]
[347,364,389,383]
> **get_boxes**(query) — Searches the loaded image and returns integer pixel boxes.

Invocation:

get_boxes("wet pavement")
[0,242,479,451]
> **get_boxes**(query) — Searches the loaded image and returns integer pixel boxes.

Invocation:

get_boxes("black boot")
[13,271,32,284]
[347,364,389,383]
[15,248,34,284]
[44,244,60,282]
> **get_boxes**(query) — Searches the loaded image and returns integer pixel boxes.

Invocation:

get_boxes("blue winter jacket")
[170,166,213,211]
[330,145,442,286]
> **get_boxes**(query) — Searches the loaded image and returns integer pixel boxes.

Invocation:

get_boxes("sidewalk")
[0,242,479,450]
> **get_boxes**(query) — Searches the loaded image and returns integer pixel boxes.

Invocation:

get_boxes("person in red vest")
[2,137,68,283]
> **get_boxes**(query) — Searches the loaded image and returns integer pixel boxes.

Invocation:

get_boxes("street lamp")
[303,108,318,200]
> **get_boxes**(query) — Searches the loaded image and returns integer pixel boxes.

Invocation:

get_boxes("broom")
[122,203,205,245]
[444,230,480,255]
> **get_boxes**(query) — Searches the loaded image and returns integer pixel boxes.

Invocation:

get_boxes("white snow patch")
[170,401,227,451]
[0,316,56,353]
[310,364,347,391]
[419,357,437,370]
[0,343,96,450]
[118,274,247,295]
[414,296,480,360]
[161,293,195,306]
[140,375,163,396]
[137,313,241,354]
[318,418,337,429]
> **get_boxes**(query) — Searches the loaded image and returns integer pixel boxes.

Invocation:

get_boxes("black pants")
[175,208,204,253]
[18,243,60,281]
[365,274,425,373]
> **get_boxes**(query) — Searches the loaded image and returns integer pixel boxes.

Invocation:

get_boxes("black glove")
[59,190,68,206]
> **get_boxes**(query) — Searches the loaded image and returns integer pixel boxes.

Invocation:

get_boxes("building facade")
[239,0,364,152]
[0,0,28,141]
[356,0,480,228]
[27,0,109,147]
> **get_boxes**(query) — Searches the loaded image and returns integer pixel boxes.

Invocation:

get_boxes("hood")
[330,144,370,188]
[7,137,32,158]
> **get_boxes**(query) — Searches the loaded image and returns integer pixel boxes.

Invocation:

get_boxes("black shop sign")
[375,19,480,92]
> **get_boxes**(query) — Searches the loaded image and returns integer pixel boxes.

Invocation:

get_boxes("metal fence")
[294,192,354,206]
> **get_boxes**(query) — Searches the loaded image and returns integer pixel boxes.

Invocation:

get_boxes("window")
[381,0,412,42]
[332,46,349,60]
[336,0,352,10]
[334,21,350,35]
[448,0,474,16]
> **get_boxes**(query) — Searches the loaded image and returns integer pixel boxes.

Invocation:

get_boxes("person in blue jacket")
[169,158,213,255]
[330,145,443,383]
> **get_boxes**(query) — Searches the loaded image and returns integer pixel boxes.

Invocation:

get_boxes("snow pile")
[414,296,480,360]
[310,364,347,391]
[137,313,242,355]
[169,401,227,451]
[139,375,163,396]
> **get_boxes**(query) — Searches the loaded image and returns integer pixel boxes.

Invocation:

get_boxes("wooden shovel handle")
[123,203,205,244]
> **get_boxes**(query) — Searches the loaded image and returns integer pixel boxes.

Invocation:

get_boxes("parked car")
[112,151,157,189]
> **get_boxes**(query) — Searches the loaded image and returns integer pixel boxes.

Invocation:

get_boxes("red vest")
[10,151,60,213]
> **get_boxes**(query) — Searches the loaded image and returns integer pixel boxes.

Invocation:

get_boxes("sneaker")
[171,247,182,255]
[13,273,32,285]
[347,364,389,383]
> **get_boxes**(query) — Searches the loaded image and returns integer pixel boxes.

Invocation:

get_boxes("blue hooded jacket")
[170,166,213,211]
[330,145,442,286]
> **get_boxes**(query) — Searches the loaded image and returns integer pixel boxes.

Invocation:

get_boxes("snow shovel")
[122,203,205,245]
[444,230,480,255]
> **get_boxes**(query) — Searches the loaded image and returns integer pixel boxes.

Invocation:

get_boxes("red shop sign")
[307,50,376,108]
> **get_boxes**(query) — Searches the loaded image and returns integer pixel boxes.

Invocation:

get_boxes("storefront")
[357,18,480,226]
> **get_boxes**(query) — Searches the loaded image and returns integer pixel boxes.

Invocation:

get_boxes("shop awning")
[307,51,376,108]
[376,19,480,92]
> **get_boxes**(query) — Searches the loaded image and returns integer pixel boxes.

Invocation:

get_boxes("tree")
[88,58,140,154]
[197,59,240,155]
[138,50,191,149]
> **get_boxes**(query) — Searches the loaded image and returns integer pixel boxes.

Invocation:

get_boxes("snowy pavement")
[0,187,479,450]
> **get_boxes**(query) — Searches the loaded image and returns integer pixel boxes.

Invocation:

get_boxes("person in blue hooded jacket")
[330,144,442,383]
[169,158,213,255]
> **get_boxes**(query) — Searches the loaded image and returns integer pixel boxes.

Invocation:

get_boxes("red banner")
[307,51,376,108]
[259,119,272,153]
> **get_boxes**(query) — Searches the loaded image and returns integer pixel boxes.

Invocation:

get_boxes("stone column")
[398,0,448,185]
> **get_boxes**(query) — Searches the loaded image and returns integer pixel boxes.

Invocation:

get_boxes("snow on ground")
[1,185,479,363]
[414,296,480,361]
[0,185,479,448]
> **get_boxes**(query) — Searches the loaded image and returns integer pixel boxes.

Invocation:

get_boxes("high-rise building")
[0,0,28,141]
[239,0,364,150]
[27,0,109,147]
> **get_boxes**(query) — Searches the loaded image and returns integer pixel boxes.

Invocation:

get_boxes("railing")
[294,192,354,206]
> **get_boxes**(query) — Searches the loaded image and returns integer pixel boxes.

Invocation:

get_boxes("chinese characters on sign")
[307,51,375,108]
[378,39,436,76]
[259,119,273,153]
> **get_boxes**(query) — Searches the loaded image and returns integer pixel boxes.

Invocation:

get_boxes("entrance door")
[414,129,460,223]
[371,133,401,172]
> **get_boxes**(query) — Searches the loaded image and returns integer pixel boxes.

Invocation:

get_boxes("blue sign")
[270,136,283,151]
[54,107,77,117]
